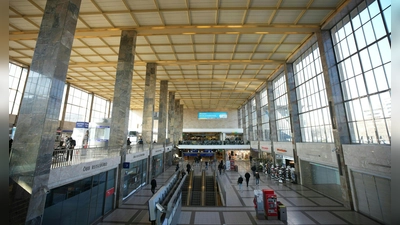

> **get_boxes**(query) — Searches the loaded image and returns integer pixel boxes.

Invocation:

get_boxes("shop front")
[151,148,164,178]
[165,146,173,167]
[122,151,149,199]
[43,169,117,225]
[226,149,250,161]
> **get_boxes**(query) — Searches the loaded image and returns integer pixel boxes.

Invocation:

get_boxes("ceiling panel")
[8,0,347,110]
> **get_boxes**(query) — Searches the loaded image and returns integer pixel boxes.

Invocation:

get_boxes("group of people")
[65,136,76,161]
[152,157,261,195]
[237,170,260,192]
[218,160,226,175]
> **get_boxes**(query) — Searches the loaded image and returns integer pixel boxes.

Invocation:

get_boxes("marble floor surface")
[95,160,383,225]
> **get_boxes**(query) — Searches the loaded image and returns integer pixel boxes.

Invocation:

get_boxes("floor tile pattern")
[95,160,383,225]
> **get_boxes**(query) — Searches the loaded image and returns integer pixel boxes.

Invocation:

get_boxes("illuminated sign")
[198,112,227,119]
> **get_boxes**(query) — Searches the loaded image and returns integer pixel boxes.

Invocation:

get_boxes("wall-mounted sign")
[276,148,287,152]
[76,122,89,128]
[105,187,115,197]
[198,112,227,119]
[82,162,108,172]
[123,162,130,169]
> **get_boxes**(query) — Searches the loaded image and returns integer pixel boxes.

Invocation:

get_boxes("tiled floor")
[95,160,383,225]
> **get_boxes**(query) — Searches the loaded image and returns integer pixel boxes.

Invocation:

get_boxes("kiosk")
[253,190,264,219]
[262,189,278,220]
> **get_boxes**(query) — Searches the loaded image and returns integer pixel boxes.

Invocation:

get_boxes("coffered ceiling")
[9,0,349,110]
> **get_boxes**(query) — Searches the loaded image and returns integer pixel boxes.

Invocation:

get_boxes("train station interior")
[8,0,393,224]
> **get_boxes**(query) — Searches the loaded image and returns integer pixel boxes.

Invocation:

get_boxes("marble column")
[284,63,301,184]
[247,101,254,141]
[267,81,277,166]
[241,107,247,142]
[108,30,137,207]
[173,99,181,145]
[317,31,353,209]
[255,91,262,157]
[178,104,184,143]
[157,80,168,144]
[237,109,241,128]
[141,63,157,144]
[8,0,82,224]
[167,91,175,144]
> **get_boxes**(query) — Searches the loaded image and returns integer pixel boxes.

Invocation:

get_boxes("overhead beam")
[10,25,319,40]
[66,59,284,68]
[74,78,266,83]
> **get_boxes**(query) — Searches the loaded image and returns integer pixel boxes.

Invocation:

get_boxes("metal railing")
[179,140,247,145]
[51,145,123,169]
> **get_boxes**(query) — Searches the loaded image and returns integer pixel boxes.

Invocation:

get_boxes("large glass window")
[273,72,292,142]
[260,88,270,141]
[293,43,333,143]
[64,86,92,122]
[91,95,110,122]
[331,0,391,144]
[9,63,28,115]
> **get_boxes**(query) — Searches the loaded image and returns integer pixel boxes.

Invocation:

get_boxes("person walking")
[255,171,260,185]
[244,172,251,187]
[186,163,191,174]
[251,164,256,176]
[218,162,222,175]
[151,178,157,195]
[176,163,180,171]
[237,175,244,192]
[66,137,76,161]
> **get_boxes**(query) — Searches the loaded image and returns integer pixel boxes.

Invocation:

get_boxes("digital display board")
[198,112,227,119]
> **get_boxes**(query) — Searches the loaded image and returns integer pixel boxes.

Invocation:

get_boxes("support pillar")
[178,104,184,143]
[167,91,175,144]
[284,63,301,184]
[109,30,137,208]
[255,91,262,157]
[173,99,180,146]
[267,81,277,167]
[142,63,157,145]
[8,0,82,223]
[142,63,157,181]
[247,100,254,141]
[241,107,247,142]
[157,80,168,144]
[317,31,353,209]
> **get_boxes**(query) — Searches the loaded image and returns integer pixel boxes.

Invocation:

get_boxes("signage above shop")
[276,148,287,152]
[76,122,89,128]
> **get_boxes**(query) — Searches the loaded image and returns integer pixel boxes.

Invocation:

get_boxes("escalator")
[182,166,221,206]
[205,175,215,206]
[181,171,190,205]
[190,175,202,205]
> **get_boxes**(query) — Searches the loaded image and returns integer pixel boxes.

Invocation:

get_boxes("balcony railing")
[179,140,247,145]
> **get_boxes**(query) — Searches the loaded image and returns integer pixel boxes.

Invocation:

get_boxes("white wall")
[183,108,239,129]
[296,142,337,167]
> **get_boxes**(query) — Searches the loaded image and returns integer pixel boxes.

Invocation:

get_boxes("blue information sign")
[76,122,89,128]
[198,112,227,119]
